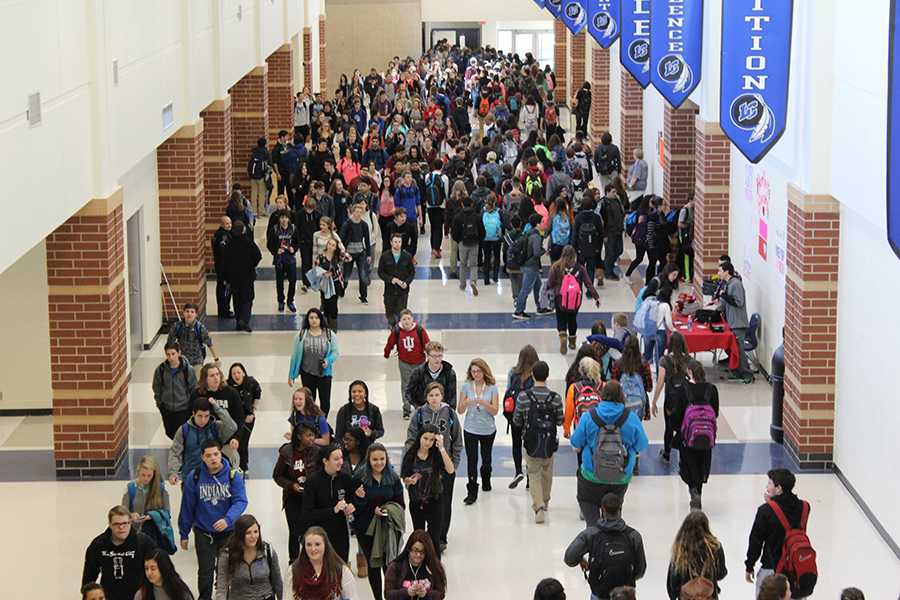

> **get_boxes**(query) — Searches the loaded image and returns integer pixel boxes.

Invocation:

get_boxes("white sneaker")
[534,508,546,524]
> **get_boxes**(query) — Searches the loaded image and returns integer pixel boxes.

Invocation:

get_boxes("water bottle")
[688,315,694,331]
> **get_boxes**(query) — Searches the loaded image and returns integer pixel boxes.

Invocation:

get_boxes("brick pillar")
[318,15,328,97]
[590,42,610,143]
[620,70,644,165]
[157,121,207,317]
[663,101,698,209]
[46,191,129,479]
[303,28,313,91]
[554,20,568,104]
[692,118,731,289]
[570,31,586,103]
[783,186,840,470]
[200,98,232,270]
[267,44,294,143]
[229,66,269,197]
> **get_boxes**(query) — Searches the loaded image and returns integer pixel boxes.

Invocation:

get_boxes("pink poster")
[755,172,771,261]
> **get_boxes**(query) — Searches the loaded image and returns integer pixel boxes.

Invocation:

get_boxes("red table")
[671,313,740,369]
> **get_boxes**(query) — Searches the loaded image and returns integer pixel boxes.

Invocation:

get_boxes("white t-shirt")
[656,302,674,331]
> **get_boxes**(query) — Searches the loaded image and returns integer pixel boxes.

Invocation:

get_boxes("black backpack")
[504,230,527,269]
[587,529,637,598]
[425,173,446,208]
[461,213,480,244]
[248,154,267,179]
[596,147,615,176]
[522,391,559,459]
[577,219,600,258]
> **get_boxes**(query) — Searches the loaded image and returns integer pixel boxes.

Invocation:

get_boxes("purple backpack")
[680,386,717,449]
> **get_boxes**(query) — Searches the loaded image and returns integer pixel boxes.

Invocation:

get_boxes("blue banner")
[561,0,588,34]
[620,0,652,88]
[889,0,900,259]
[533,0,546,8]
[720,0,793,164]
[546,0,563,19]
[586,0,621,48]
[649,0,703,108]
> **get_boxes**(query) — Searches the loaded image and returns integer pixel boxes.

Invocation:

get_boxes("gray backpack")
[589,409,629,483]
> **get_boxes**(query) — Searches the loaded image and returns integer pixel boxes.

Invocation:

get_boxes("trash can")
[770,343,785,444]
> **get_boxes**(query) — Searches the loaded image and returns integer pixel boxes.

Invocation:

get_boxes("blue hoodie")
[178,457,248,539]
[571,401,649,484]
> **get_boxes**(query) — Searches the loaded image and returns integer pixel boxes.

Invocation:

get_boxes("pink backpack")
[558,269,583,312]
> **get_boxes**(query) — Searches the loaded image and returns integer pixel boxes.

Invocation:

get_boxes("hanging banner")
[720,0,793,164]
[533,0,546,8]
[649,0,703,108]
[889,0,900,259]
[586,0,621,48]
[546,0,563,19]
[561,0,588,34]
[620,0,652,88]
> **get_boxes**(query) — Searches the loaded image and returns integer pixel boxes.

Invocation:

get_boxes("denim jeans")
[604,233,624,276]
[343,252,369,300]
[515,266,543,313]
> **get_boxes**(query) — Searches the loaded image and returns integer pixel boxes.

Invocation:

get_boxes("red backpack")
[768,500,818,598]
[573,380,601,428]
[478,97,491,117]
[559,269,583,312]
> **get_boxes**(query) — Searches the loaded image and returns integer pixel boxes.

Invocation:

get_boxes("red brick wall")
[692,119,731,289]
[619,69,643,160]
[267,45,294,143]
[303,28,313,92]
[229,67,269,197]
[157,122,207,318]
[570,31,586,102]
[200,98,233,269]
[783,186,840,469]
[663,102,698,210]
[591,43,610,143]
[554,20,568,104]
[319,16,328,97]
[46,194,130,478]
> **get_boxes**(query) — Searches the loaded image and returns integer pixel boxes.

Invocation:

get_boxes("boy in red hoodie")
[383,309,429,419]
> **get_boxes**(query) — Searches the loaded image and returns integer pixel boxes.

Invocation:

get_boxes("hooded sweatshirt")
[404,402,462,467]
[570,401,649,484]
[178,457,248,539]
[564,518,647,597]
[168,402,238,479]
[82,528,157,600]
[301,468,359,552]
[152,356,196,412]
[273,442,320,506]
[745,491,808,571]
[335,392,385,442]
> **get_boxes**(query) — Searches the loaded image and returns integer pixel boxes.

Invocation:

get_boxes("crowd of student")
[80,41,865,600]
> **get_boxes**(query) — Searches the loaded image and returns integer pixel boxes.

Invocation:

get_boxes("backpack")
[504,230,528,269]
[248,154,267,179]
[589,409,630,483]
[522,391,560,459]
[501,140,519,166]
[508,94,520,112]
[378,191,396,218]
[577,219,599,258]
[558,269,583,312]
[502,373,523,420]
[596,147,615,175]
[768,500,818,598]
[174,320,207,360]
[524,173,544,197]
[192,465,239,483]
[483,211,502,241]
[679,576,715,600]
[425,173,446,208]
[633,297,660,339]
[550,214,571,246]
[587,530,637,599]
[461,213,480,244]
[478,97,491,117]
[619,372,646,415]
[680,386,717,449]
[521,105,539,131]
[625,211,638,237]
[572,380,601,428]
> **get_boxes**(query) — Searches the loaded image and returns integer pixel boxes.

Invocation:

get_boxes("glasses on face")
[428,353,443,360]
[110,521,131,528]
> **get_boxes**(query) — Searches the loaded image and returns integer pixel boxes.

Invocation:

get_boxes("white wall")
[420,0,545,22]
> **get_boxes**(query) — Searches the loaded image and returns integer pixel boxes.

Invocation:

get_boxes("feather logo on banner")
[659,54,692,94]
[674,62,693,93]
[562,0,586,34]
[729,93,776,145]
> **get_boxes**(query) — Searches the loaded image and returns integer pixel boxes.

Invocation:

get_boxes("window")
[498,30,513,54]
[497,28,554,67]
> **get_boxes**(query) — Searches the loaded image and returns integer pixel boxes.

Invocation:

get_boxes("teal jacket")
[288,330,340,379]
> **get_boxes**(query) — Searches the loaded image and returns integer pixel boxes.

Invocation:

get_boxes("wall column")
[229,66,270,198]
[157,121,207,317]
[663,101,698,209]
[303,28,313,92]
[590,43,610,143]
[554,20,568,105]
[619,71,644,166]
[783,186,840,470]
[570,31,586,107]
[200,98,233,269]
[46,191,129,478]
[318,15,328,97]
[692,118,731,288]
[267,44,294,143]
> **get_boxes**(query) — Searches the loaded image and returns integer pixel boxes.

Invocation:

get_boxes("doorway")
[126,210,144,362]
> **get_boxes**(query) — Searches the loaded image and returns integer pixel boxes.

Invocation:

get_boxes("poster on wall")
[586,0,621,48]
[546,0,563,18]
[756,170,771,261]
[649,0,703,108]
[720,0,793,164]
[887,0,900,259]
[561,0,588,34]
[620,0,652,88]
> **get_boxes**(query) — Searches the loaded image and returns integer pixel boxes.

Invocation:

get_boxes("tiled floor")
[1,231,897,598]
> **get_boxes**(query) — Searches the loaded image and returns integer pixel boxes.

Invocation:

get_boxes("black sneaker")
[287,302,297,313]
[359,297,368,305]
[512,312,531,320]
[278,303,285,312]
[508,473,525,489]
[536,307,553,316]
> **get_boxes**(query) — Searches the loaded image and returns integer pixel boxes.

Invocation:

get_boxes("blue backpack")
[620,373,646,416]
[483,211,502,241]
[633,297,660,339]
[551,214,571,246]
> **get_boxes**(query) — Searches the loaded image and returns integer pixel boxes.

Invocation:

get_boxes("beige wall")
[0,242,53,411]
[325,0,421,85]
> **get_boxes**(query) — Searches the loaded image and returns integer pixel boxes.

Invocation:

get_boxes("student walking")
[335,380,385,444]
[288,308,340,417]
[666,511,728,600]
[611,335,653,422]
[504,344,540,489]
[289,526,358,600]
[82,505,158,600]
[563,493,647,600]
[191,364,243,465]
[482,194,503,285]
[273,423,320,562]
[404,341,457,410]
[571,381,649,526]
[514,214,552,319]
[671,361,720,510]
[266,209,300,312]
[451,196,486,295]
[340,203,373,304]
[152,342,197,439]
[301,444,361,563]
[384,530,447,600]
[402,424,456,556]
[214,514,282,600]
[226,363,260,473]
[546,245,600,354]
[286,387,331,446]
[315,236,347,331]
[134,550,194,600]
[512,361,564,524]
[384,309,430,419]
[166,303,219,379]
[122,455,172,548]
[378,232,416,326]
[651,331,692,463]
[457,358,499,505]
[167,398,237,486]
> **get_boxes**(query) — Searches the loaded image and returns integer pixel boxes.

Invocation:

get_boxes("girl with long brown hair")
[612,335,653,421]
[215,514,282,600]
[290,526,357,600]
[458,358,499,505]
[671,361,720,510]
[505,344,540,488]
[546,245,599,354]
[652,331,691,463]
[122,455,170,536]
[383,530,447,600]
[665,511,727,599]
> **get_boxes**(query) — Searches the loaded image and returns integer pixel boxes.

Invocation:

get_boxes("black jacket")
[295,208,322,244]
[573,209,604,256]
[378,249,416,297]
[451,207,485,245]
[230,376,262,416]
[266,222,301,263]
[745,492,808,571]
[386,220,418,255]
[191,385,245,442]
[82,528,156,600]
[301,469,360,549]
[405,360,458,409]
[666,544,728,599]
[212,227,232,275]
[563,517,647,598]
[223,235,262,287]
[593,143,622,176]
[334,401,385,442]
